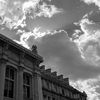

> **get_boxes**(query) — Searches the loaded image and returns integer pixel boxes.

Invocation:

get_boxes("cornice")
[0,33,43,63]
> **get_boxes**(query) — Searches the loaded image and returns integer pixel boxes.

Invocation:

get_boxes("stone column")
[32,70,43,100]
[0,59,7,100]
[16,66,23,100]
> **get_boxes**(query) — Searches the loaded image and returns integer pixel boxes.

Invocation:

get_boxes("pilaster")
[16,66,24,100]
[19,51,25,67]
[32,70,43,100]
[0,59,7,100]
[2,43,9,60]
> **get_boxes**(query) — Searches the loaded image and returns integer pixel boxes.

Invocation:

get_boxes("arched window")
[4,66,16,98]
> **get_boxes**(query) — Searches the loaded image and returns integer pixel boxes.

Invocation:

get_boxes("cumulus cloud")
[0,0,7,16]
[14,28,67,49]
[0,0,63,50]
[0,0,63,30]
[34,30,100,80]
[70,77,100,100]
[34,2,63,18]
[72,13,100,66]
[82,0,100,9]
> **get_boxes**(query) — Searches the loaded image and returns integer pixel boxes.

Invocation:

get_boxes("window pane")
[48,96,51,100]
[62,89,65,95]
[23,85,27,98]
[9,81,14,98]
[52,98,55,100]
[23,73,30,85]
[43,95,46,99]
[26,75,30,85]
[4,66,16,98]
[10,68,14,80]
[27,86,30,98]
[5,67,10,78]
[23,73,31,98]
[23,86,30,98]
[4,79,9,97]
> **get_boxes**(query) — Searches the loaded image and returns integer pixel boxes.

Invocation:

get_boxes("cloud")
[14,27,67,49]
[82,0,100,9]
[22,0,63,18]
[0,0,63,50]
[70,77,100,100]
[0,0,63,30]
[33,30,100,80]
[0,0,7,16]
[34,2,63,18]
[72,13,100,66]
[0,0,26,29]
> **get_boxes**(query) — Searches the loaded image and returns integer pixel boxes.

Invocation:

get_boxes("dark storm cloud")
[34,31,100,80]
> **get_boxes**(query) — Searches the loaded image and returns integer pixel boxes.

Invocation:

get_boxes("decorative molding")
[31,45,38,54]
[0,57,8,64]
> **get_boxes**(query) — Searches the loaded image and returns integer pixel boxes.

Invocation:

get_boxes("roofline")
[0,33,43,62]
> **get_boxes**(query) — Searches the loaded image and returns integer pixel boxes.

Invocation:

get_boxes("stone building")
[0,34,87,100]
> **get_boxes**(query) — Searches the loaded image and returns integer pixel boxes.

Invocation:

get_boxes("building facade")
[0,34,87,100]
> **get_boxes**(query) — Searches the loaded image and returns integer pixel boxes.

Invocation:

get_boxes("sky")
[1,0,100,100]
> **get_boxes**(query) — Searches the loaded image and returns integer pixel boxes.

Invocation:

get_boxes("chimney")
[57,75,63,80]
[51,71,57,76]
[45,68,51,73]
[40,65,45,70]
[63,78,69,84]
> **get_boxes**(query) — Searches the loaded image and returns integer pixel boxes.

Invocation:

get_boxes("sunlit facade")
[0,34,87,100]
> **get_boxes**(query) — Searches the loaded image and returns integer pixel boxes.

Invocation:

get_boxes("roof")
[40,65,87,97]
[0,33,43,63]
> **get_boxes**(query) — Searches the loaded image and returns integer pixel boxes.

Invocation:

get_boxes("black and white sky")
[1,0,100,100]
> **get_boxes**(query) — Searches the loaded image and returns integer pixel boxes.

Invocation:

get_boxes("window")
[46,81,50,89]
[4,66,16,98]
[51,83,57,92]
[23,72,32,99]
[48,96,51,100]
[42,79,47,88]
[43,95,47,100]
[54,84,57,92]
[52,97,55,100]
[62,88,65,95]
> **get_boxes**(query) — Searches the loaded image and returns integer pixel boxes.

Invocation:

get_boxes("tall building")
[0,34,87,100]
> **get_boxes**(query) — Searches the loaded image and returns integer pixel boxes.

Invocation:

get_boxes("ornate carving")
[31,45,38,54]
